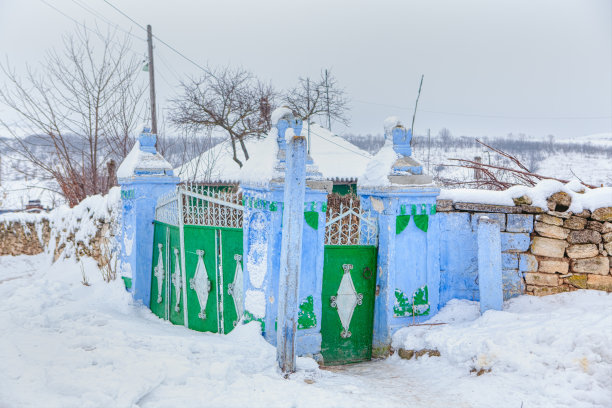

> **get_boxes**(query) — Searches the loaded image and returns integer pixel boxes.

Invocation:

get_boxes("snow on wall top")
[175,123,371,183]
[270,106,293,125]
[117,141,173,179]
[357,139,399,188]
[439,179,612,212]
[383,116,402,134]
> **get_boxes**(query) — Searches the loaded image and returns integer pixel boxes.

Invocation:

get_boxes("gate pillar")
[118,127,179,306]
[358,119,440,354]
[241,110,331,360]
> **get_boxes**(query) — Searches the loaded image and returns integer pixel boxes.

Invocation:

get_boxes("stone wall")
[437,197,612,298]
[0,216,116,267]
[0,188,121,267]
[0,219,50,256]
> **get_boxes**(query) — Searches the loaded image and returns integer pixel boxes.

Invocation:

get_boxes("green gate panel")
[168,226,184,326]
[150,222,169,320]
[321,245,377,365]
[184,226,219,333]
[220,228,243,334]
[150,223,243,334]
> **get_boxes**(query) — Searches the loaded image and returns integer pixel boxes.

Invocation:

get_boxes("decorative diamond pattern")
[227,254,244,327]
[154,243,165,303]
[172,248,182,312]
[330,264,363,338]
[190,249,211,319]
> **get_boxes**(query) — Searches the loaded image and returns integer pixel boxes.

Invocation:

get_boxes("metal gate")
[151,184,244,334]
[321,196,378,365]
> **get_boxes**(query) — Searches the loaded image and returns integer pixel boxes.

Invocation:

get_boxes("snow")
[0,187,121,261]
[176,123,372,184]
[117,141,173,179]
[357,139,399,187]
[392,292,612,407]
[271,106,293,125]
[383,116,403,134]
[1,255,611,407]
[236,129,279,185]
[247,241,267,288]
[439,179,612,211]
[245,289,266,318]
[0,179,65,211]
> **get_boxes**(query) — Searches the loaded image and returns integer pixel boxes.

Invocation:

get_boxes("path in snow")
[0,254,610,408]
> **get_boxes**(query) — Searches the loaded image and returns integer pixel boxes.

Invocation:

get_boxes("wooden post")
[146,25,158,135]
[474,156,482,180]
[277,129,307,376]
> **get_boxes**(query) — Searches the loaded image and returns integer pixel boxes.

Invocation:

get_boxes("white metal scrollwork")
[181,183,243,228]
[330,264,363,338]
[172,248,182,312]
[227,254,244,327]
[155,190,180,226]
[154,243,165,303]
[325,197,377,246]
[190,249,211,319]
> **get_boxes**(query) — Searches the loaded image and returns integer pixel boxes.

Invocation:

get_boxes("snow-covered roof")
[117,140,173,179]
[175,123,372,184]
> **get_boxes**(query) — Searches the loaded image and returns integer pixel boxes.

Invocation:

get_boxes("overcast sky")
[1,0,610,139]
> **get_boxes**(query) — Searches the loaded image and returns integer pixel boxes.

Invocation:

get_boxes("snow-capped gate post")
[117,127,179,306]
[358,118,441,355]
[477,216,503,313]
[240,109,330,364]
[277,121,307,375]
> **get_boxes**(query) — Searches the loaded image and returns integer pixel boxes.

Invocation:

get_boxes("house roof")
[175,123,372,184]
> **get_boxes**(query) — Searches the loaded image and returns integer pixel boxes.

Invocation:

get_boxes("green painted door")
[150,221,169,320]
[321,245,377,365]
[167,226,184,326]
[220,228,243,333]
[150,222,183,323]
[183,226,243,334]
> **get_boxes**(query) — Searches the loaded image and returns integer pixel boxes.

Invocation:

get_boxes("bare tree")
[170,66,275,167]
[444,139,597,190]
[0,26,146,206]
[283,69,349,129]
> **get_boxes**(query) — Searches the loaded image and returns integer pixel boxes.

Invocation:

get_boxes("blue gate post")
[118,127,179,306]
[276,124,307,374]
[241,110,331,363]
[477,216,503,313]
[358,119,441,354]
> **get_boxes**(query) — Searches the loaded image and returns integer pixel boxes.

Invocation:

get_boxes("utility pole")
[324,69,331,131]
[147,24,158,135]
[306,78,311,155]
[410,74,424,145]
[427,128,431,174]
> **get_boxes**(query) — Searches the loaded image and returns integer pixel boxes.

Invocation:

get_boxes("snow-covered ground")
[1,254,611,408]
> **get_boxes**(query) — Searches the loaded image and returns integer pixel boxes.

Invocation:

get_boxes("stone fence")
[0,188,120,267]
[436,195,612,298]
[0,216,115,266]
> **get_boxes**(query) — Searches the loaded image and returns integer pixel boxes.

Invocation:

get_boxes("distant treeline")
[343,132,612,158]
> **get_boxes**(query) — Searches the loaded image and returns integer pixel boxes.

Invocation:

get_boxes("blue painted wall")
[241,117,329,359]
[437,211,533,306]
[118,130,179,307]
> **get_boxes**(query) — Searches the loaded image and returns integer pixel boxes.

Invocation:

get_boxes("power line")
[352,99,612,120]
[102,0,209,74]
[39,0,106,39]
[307,126,371,159]
[39,0,144,62]
[70,0,146,41]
